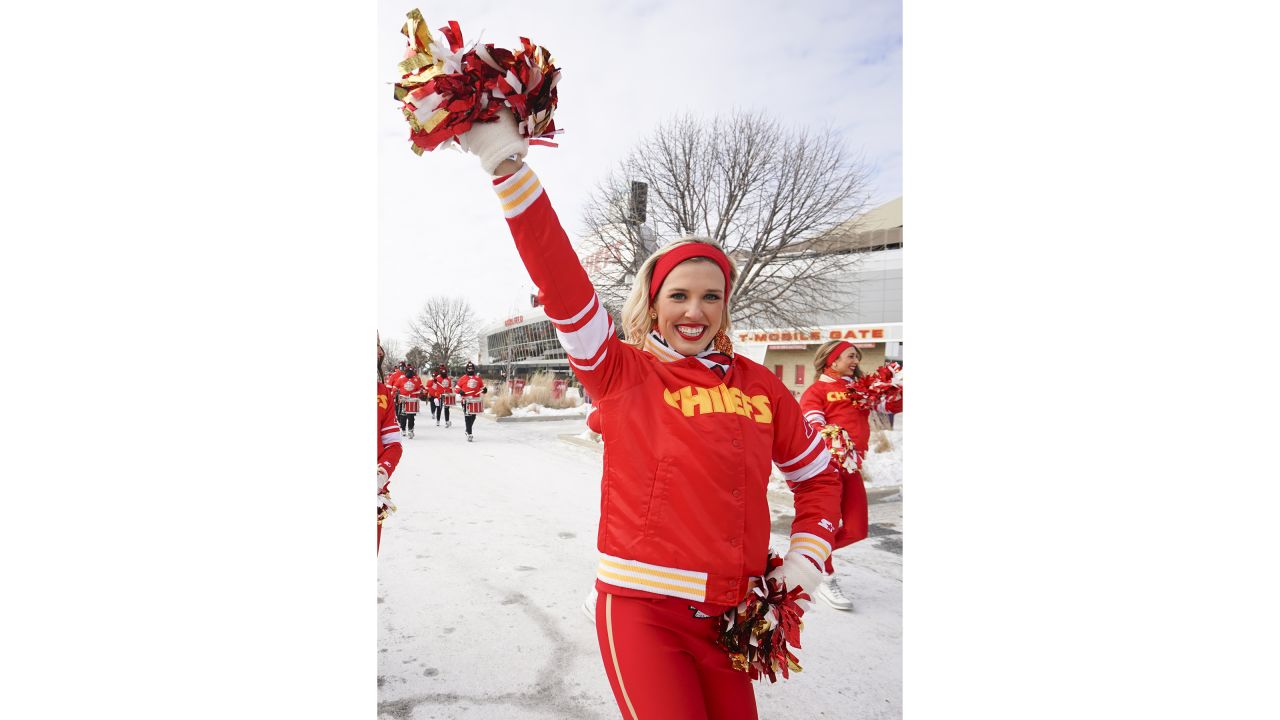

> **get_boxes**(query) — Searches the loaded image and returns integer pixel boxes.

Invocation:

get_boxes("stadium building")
[735,196,903,396]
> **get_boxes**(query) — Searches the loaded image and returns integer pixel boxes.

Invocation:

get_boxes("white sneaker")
[446,420,452,428]
[436,420,440,426]
[407,429,414,439]
[816,576,855,611]
[582,587,598,624]
[466,433,474,442]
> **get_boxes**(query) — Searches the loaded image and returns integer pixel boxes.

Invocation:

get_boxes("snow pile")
[861,428,903,488]
[507,403,588,418]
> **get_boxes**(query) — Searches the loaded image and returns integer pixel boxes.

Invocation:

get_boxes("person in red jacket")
[798,340,871,611]
[454,361,487,442]
[393,365,426,439]
[387,360,406,388]
[377,339,402,554]
[423,367,439,421]
[432,365,453,428]
[387,361,407,428]
[453,114,842,720]
[883,359,904,428]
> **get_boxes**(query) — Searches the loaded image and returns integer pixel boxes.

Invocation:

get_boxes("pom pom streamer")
[394,10,563,156]
[846,364,903,413]
[716,552,812,683]
[820,424,862,472]
[377,492,397,526]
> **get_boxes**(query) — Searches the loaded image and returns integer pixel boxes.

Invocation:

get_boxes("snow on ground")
[378,418,902,719]
[487,403,588,419]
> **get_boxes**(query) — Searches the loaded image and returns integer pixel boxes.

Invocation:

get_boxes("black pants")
[427,397,438,416]
[464,413,476,434]
[400,412,415,432]
[434,402,450,422]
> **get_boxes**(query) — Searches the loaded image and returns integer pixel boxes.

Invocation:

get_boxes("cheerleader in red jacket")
[454,113,842,720]
[798,341,870,611]
[377,339,402,554]
[454,361,487,442]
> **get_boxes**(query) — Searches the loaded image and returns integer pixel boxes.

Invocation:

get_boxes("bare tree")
[579,112,873,328]
[380,337,404,372]
[406,296,479,368]
[404,345,430,370]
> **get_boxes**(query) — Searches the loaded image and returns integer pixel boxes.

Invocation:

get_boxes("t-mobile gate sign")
[733,323,903,345]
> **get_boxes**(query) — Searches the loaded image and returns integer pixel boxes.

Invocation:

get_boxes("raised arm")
[487,163,624,398]
[453,111,628,398]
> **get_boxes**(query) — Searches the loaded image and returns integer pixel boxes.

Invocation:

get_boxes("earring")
[649,311,657,321]
[713,330,733,355]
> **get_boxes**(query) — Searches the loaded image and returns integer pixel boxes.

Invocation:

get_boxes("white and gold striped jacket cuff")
[788,532,833,568]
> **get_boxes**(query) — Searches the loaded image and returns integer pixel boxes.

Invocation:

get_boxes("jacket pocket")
[642,457,674,539]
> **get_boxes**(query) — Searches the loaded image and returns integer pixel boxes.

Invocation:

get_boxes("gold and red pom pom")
[715,552,811,683]
[394,10,563,156]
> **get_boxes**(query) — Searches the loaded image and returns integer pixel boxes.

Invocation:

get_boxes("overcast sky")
[378,0,902,350]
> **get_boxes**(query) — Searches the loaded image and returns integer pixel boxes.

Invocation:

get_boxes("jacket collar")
[642,331,733,377]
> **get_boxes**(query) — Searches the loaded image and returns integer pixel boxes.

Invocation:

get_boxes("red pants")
[595,592,757,720]
[826,467,869,574]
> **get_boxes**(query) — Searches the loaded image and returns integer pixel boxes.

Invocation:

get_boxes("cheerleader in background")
[798,341,902,611]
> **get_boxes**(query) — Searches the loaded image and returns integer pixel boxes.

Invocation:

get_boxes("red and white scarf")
[642,331,733,378]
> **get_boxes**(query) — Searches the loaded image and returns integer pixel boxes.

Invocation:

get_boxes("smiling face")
[651,259,727,356]
[828,346,862,377]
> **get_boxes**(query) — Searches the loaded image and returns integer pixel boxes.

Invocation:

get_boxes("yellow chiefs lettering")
[826,391,848,402]
[663,384,773,424]
[378,394,388,410]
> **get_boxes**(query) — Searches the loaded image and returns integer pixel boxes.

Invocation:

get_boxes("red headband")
[648,244,733,303]
[825,341,856,370]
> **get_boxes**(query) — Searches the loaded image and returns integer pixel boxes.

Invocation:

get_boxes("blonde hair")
[619,237,739,347]
[813,339,863,379]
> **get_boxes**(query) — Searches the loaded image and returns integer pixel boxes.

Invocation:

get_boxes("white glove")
[766,551,823,596]
[377,490,397,525]
[376,468,395,519]
[458,108,528,175]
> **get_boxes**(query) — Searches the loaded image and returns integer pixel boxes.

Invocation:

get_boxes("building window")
[774,364,783,380]
[794,365,805,385]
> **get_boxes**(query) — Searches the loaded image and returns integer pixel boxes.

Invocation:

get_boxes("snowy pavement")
[378,417,902,719]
